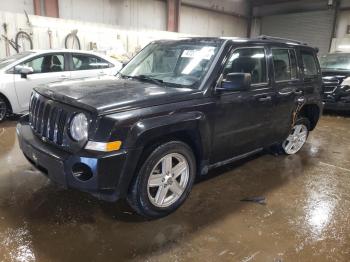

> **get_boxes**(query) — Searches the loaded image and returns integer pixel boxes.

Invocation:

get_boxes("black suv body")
[320,52,350,111]
[17,37,323,218]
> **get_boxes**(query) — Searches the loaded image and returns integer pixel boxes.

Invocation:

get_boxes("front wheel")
[0,97,8,122]
[281,118,310,155]
[127,141,196,219]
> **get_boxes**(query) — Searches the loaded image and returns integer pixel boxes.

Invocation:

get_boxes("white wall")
[0,11,189,59]
[179,5,247,37]
[58,0,167,31]
[0,0,34,14]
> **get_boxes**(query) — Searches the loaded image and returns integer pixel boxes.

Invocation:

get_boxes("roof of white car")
[30,49,103,54]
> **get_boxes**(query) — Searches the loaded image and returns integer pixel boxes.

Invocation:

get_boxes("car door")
[13,53,70,112]
[211,46,276,163]
[271,47,303,141]
[69,53,112,80]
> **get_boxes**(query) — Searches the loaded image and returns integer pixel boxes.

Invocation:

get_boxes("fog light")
[72,163,93,181]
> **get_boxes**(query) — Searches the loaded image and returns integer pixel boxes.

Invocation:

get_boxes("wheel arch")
[297,103,321,131]
[0,92,13,114]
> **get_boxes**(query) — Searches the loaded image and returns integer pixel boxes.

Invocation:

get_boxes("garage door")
[261,10,334,55]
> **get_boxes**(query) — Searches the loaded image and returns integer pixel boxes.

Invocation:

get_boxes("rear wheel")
[0,97,8,122]
[281,118,310,155]
[127,141,196,219]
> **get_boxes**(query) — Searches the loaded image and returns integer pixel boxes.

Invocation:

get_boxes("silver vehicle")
[0,49,122,122]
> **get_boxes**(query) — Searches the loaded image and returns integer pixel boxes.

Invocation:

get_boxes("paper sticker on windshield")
[181,47,215,60]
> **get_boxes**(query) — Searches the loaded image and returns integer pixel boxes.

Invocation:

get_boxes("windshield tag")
[181,47,215,60]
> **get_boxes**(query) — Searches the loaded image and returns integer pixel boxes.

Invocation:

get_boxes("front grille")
[29,92,69,145]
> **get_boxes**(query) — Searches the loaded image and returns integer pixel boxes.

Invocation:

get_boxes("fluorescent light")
[338,45,350,49]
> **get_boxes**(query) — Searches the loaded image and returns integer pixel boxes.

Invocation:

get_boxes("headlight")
[70,113,88,142]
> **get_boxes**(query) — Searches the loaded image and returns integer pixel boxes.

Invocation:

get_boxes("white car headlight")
[70,113,88,142]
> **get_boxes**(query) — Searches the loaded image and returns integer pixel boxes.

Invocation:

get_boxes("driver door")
[13,53,70,112]
[211,46,276,163]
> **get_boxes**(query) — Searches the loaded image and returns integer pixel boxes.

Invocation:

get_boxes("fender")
[113,111,212,198]
[126,111,212,162]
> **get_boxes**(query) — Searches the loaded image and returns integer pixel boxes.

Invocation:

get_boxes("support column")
[167,0,181,32]
[33,0,59,17]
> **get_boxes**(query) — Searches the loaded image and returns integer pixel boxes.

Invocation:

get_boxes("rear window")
[301,51,318,77]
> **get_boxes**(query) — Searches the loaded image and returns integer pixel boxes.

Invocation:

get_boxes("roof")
[155,36,316,49]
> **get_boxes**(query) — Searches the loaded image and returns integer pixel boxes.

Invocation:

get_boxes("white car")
[0,49,122,122]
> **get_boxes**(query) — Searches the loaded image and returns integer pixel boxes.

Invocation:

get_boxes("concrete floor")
[0,115,350,262]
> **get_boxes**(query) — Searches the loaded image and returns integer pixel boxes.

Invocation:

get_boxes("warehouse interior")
[1,0,350,261]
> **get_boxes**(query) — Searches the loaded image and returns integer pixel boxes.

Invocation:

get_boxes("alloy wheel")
[147,153,189,208]
[282,124,308,154]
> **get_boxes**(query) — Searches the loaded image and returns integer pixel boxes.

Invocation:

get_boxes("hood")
[322,69,350,77]
[35,76,201,115]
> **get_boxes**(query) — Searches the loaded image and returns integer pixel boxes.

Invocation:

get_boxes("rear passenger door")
[271,47,302,141]
[212,46,276,163]
[69,53,113,80]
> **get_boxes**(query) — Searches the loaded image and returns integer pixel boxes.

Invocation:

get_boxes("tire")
[64,33,81,50]
[0,96,8,122]
[127,141,196,219]
[279,117,310,155]
[15,31,33,53]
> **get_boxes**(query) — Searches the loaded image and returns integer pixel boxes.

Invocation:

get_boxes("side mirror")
[217,73,251,92]
[15,65,34,78]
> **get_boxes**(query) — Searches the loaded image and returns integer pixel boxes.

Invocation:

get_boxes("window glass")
[1,51,33,71]
[272,49,291,81]
[18,54,64,73]
[301,51,318,76]
[72,54,110,70]
[223,48,267,85]
[120,42,221,88]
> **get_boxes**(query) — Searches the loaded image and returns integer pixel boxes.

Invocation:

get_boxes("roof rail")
[256,35,308,46]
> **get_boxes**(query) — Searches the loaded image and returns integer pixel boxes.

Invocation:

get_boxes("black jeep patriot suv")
[17,36,323,218]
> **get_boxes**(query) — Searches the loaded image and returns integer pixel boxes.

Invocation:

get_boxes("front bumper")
[323,95,350,111]
[17,116,141,202]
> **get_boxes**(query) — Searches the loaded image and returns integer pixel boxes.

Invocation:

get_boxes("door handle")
[258,96,272,102]
[294,90,303,95]
[278,91,293,96]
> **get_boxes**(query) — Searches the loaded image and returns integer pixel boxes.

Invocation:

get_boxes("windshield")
[0,51,34,70]
[319,53,350,70]
[119,41,221,88]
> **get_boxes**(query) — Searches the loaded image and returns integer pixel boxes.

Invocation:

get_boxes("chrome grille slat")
[53,109,62,143]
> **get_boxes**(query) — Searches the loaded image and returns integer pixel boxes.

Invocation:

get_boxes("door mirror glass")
[15,65,34,78]
[217,73,251,92]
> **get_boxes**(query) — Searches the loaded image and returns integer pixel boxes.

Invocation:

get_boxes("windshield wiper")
[120,73,164,86]
[133,75,165,86]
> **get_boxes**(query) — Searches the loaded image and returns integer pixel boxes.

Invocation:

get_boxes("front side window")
[119,41,221,88]
[272,49,298,82]
[18,54,64,74]
[72,54,111,70]
[301,51,318,76]
[223,47,267,85]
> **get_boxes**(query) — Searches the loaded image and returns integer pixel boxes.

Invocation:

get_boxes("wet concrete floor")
[0,114,350,262]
